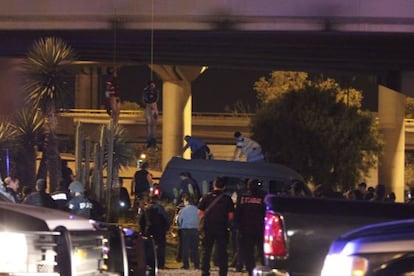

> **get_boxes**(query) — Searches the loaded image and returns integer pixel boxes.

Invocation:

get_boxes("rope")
[113,18,117,68]
[150,0,154,80]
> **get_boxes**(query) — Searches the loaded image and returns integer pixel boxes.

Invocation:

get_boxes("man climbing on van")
[233,131,265,162]
[181,135,212,160]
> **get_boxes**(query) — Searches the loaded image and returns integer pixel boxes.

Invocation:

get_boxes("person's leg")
[240,233,255,276]
[216,232,229,276]
[189,229,200,269]
[181,229,190,269]
[154,234,166,269]
[201,232,214,276]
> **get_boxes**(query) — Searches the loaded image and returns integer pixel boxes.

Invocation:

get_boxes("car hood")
[0,201,95,231]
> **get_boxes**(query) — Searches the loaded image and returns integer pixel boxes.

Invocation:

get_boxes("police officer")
[67,181,93,218]
[235,178,266,276]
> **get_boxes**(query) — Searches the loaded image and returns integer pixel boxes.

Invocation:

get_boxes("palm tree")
[0,118,15,179]
[100,125,136,222]
[10,108,44,188]
[23,36,76,191]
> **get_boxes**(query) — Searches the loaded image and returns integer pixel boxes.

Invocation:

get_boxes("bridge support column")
[150,65,203,169]
[75,66,101,109]
[378,84,405,202]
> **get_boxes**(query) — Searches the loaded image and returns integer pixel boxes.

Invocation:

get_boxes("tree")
[23,36,76,191]
[254,71,363,108]
[9,108,44,188]
[251,85,381,192]
[0,118,15,179]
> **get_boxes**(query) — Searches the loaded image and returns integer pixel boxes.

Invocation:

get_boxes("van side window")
[269,179,290,195]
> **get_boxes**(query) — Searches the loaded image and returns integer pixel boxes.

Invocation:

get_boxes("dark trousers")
[153,233,166,268]
[181,228,200,269]
[192,145,210,159]
[238,232,263,276]
[201,230,228,276]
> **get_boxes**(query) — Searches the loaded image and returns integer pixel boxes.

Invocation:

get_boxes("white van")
[159,157,307,199]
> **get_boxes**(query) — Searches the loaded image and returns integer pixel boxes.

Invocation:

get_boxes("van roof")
[161,157,304,181]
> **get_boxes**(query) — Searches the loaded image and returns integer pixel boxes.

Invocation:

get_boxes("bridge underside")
[2,29,414,72]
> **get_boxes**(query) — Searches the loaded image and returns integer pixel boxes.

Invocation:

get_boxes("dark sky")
[119,65,378,113]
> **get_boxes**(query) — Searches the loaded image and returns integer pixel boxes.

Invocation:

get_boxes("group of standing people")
[1,176,94,218]
[172,176,265,276]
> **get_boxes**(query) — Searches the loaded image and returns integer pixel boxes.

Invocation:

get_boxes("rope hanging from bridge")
[150,0,154,80]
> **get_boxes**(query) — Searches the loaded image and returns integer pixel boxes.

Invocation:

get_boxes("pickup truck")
[0,192,156,275]
[253,195,414,276]
[321,218,414,276]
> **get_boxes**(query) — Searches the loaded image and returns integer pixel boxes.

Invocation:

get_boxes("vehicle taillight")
[263,211,287,258]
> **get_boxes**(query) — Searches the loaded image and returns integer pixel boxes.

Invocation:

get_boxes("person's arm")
[180,143,190,156]
[130,179,134,196]
[228,211,234,222]
[198,209,205,218]
[233,147,242,161]
[146,172,153,185]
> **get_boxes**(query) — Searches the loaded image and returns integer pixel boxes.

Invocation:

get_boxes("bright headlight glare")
[0,232,28,272]
[321,255,368,276]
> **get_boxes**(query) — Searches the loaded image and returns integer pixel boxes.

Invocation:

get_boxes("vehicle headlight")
[0,232,27,272]
[321,254,368,276]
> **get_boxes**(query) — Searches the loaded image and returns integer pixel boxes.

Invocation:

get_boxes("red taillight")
[263,211,287,258]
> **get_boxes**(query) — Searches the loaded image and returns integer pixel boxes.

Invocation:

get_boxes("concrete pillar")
[378,85,405,202]
[75,66,100,108]
[150,65,203,169]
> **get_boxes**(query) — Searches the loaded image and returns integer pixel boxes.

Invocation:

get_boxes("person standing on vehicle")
[181,135,212,160]
[67,181,93,218]
[177,194,200,270]
[233,131,265,162]
[235,179,266,276]
[23,178,57,209]
[142,80,159,148]
[198,177,234,276]
[139,195,170,269]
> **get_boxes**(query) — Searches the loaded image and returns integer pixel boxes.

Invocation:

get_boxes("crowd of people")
[0,161,104,220]
[132,160,266,276]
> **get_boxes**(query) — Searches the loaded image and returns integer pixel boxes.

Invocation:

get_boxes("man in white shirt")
[233,131,265,162]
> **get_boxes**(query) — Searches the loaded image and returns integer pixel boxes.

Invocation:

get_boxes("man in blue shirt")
[181,135,212,160]
[177,194,200,270]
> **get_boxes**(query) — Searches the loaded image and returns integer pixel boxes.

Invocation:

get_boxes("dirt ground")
[158,267,248,276]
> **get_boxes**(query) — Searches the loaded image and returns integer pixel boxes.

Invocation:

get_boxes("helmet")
[69,181,84,193]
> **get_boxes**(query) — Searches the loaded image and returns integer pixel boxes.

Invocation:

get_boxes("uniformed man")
[235,178,266,276]
[67,181,93,218]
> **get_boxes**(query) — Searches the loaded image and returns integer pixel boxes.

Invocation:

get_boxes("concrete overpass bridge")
[1,0,414,200]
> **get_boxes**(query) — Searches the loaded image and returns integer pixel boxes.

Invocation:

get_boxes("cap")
[68,181,84,193]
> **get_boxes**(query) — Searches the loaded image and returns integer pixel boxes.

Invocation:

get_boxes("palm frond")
[10,108,44,144]
[23,36,77,114]
[103,126,136,172]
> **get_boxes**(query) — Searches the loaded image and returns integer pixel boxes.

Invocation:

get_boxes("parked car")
[321,218,414,276]
[0,190,156,275]
[253,195,414,276]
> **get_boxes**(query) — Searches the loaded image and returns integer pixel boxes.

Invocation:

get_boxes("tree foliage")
[251,84,381,192]
[254,71,363,108]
